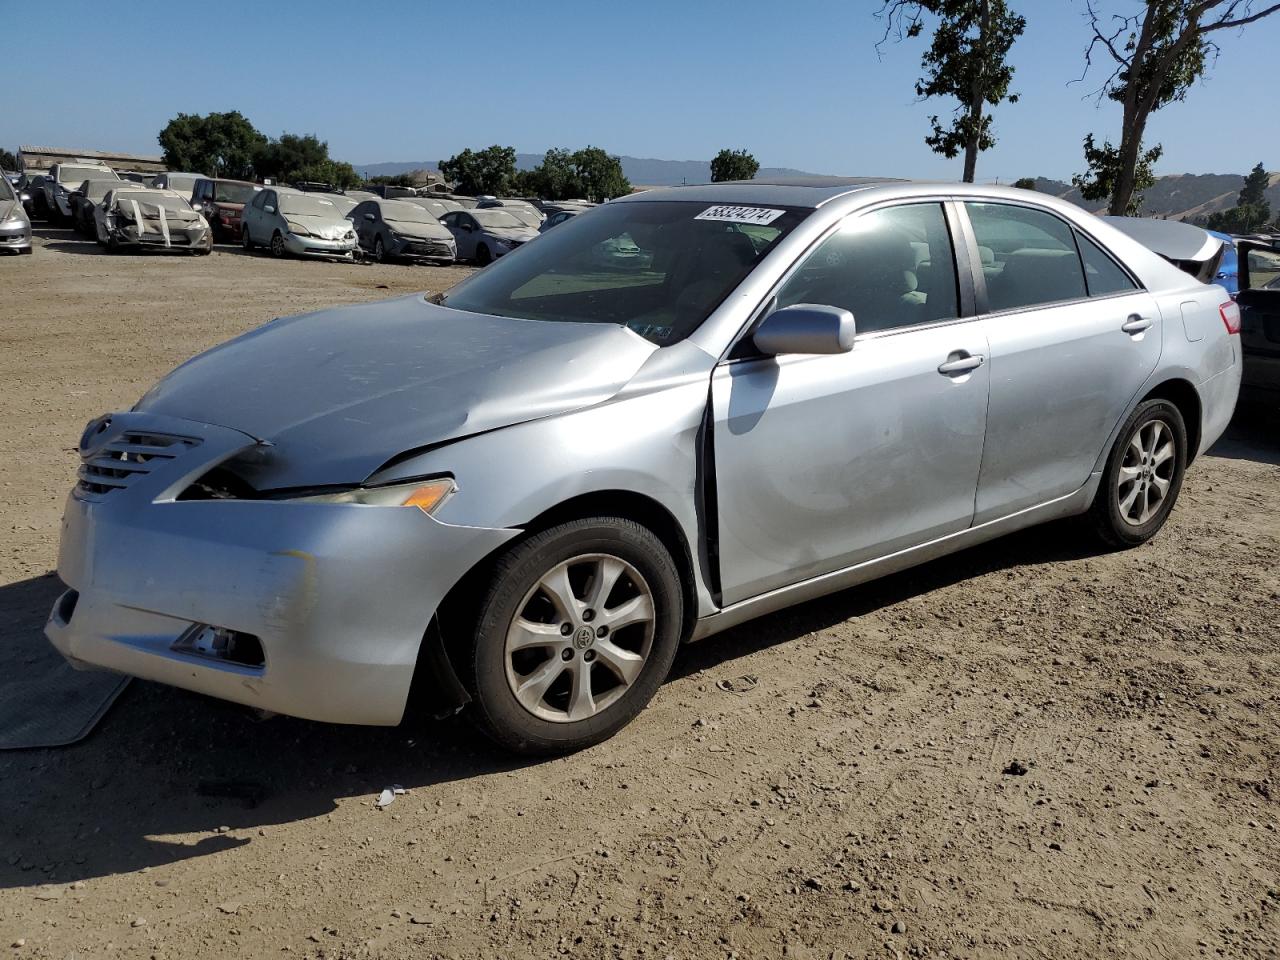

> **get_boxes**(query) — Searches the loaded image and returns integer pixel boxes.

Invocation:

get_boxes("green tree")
[364,173,416,188]
[157,111,266,179]
[710,149,760,182]
[438,146,518,196]
[1012,176,1037,190]
[1077,1,1280,217]
[253,133,359,189]
[1073,133,1162,216]
[1205,162,1272,233]
[877,0,1026,183]
[0,148,17,171]
[569,146,630,202]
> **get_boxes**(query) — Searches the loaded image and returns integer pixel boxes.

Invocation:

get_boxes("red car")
[190,178,261,243]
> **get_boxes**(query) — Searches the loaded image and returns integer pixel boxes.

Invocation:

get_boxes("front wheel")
[374,235,387,263]
[1088,398,1187,548]
[270,231,286,258]
[460,518,683,755]
[475,243,492,266]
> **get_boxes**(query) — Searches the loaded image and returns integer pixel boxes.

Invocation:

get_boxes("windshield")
[86,180,123,200]
[60,165,116,184]
[472,209,526,229]
[213,182,257,204]
[279,194,342,217]
[438,200,807,345]
[382,201,441,224]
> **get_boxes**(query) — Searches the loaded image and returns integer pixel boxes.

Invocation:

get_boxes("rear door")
[1236,242,1280,395]
[959,201,1162,522]
[712,201,990,605]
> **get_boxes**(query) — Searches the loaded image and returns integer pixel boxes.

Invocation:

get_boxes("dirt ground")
[1,225,1278,960]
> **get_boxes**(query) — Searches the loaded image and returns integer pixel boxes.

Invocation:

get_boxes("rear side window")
[965,202,1087,312]
[775,203,959,334]
[1075,231,1137,296]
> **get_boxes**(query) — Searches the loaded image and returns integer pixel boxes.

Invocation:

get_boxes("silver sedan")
[47,179,1240,754]
[0,176,32,253]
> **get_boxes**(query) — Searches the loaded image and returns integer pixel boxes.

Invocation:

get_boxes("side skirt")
[688,473,1102,642]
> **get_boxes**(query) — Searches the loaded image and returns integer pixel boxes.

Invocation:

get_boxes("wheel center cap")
[573,626,595,650]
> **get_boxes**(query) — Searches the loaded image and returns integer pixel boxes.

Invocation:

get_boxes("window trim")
[724,196,976,362]
[957,198,1146,318]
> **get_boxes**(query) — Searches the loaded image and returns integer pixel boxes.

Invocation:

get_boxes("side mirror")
[264,204,276,214]
[363,213,375,221]
[753,304,856,356]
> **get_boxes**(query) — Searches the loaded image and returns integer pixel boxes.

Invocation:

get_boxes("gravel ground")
[1,226,1278,960]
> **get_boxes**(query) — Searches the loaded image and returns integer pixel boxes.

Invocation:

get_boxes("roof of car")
[613,177,905,208]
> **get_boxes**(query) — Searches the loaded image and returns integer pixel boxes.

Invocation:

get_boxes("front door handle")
[1121,314,1154,334]
[937,352,985,376]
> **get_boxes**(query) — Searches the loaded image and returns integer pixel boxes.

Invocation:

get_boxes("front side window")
[436,200,808,345]
[965,202,1087,311]
[775,203,959,334]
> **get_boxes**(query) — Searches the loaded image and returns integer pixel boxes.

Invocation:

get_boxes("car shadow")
[1206,397,1280,466]
[0,517,1101,888]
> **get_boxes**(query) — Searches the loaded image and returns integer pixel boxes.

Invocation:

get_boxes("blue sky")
[4,0,1277,181]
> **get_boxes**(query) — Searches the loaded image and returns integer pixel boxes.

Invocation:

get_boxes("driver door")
[1237,241,1280,394]
[712,202,990,605]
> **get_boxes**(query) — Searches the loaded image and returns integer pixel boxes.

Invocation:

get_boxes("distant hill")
[355,154,1278,218]
[1024,172,1280,222]
[356,153,819,187]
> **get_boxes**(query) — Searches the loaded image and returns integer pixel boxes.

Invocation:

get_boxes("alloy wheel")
[503,553,655,724]
[1117,418,1175,526]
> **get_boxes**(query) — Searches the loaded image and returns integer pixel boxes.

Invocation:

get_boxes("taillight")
[1219,301,1241,335]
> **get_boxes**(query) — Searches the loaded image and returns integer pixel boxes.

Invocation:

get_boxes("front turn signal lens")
[401,479,457,514]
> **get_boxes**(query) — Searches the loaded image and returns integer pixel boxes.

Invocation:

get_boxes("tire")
[475,243,492,266]
[241,224,254,251]
[270,231,285,259]
[1088,398,1187,549]
[460,518,683,755]
[374,235,386,263]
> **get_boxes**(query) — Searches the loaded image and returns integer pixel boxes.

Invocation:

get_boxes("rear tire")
[1088,398,1187,549]
[459,518,683,755]
[241,224,254,251]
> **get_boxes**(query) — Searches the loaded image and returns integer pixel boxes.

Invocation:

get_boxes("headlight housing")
[288,477,456,514]
[286,220,312,237]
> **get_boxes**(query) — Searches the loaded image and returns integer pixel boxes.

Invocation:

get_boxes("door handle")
[937,352,985,376]
[1121,314,1154,334]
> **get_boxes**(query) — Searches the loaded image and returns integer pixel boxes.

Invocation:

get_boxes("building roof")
[18,146,169,173]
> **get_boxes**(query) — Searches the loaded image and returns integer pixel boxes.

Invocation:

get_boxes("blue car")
[1208,230,1238,295]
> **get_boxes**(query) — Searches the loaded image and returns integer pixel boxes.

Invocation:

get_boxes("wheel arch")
[1141,377,1203,463]
[404,488,701,723]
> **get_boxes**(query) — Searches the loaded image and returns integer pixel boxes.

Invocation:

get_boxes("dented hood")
[134,294,657,488]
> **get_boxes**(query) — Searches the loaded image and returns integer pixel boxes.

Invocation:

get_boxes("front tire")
[270,231,286,258]
[374,235,387,263]
[475,243,492,266]
[460,518,683,755]
[1088,398,1187,548]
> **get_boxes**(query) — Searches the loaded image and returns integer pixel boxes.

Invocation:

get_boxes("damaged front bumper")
[105,215,212,253]
[389,235,457,263]
[45,412,517,725]
[283,232,358,260]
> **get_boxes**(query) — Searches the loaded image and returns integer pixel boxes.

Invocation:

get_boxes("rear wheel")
[460,518,683,755]
[1088,398,1187,548]
[241,223,254,251]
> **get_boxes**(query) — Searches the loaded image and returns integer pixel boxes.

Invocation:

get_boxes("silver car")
[240,188,358,260]
[46,179,1240,755]
[0,176,33,254]
[441,208,539,264]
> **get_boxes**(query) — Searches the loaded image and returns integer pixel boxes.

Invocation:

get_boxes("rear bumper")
[1198,348,1243,456]
[46,413,517,725]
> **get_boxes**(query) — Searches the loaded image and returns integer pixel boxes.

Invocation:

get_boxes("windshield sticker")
[695,205,785,225]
